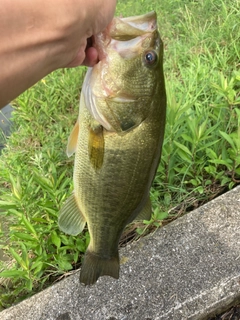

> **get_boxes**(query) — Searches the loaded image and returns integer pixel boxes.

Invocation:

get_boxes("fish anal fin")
[58,193,86,236]
[80,250,119,285]
[135,197,152,221]
[66,120,79,157]
[88,121,104,170]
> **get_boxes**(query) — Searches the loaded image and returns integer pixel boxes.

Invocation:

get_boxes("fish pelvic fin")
[88,120,104,171]
[58,193,86,236]
[66,120,79,157]
[80,250,119,285]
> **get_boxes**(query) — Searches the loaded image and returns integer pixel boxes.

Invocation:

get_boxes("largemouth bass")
[58,11,166,285]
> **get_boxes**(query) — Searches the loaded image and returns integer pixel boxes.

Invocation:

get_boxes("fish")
[58,11,166,285]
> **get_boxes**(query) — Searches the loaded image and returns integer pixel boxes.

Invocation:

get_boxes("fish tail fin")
[80,250,120,285]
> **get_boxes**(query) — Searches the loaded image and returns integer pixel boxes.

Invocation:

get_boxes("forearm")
[0,1,66,107]
[0,0,116,108]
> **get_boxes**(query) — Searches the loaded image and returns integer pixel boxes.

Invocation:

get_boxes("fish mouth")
[110,11,157,40]
[82,11,158,131]
[93,11,158,60]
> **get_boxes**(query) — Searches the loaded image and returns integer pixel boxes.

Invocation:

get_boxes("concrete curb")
[1,186,240,320]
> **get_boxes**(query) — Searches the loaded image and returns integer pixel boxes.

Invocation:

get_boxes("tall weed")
[0,0,240,308]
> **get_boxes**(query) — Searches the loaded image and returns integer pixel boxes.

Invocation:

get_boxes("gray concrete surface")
[0,104,14,263]
[1,186,240,320]
[0,104,14,152]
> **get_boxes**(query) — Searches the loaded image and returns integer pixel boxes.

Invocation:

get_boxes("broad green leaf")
[20,243,29,269]
[58,260,73,271]
[73,252,79,263]
[51,231,61,248]
[174,141,192,156]
[154,211,169,220]
[190,179,199,186]
[6,208,22,217]
[220,176,231,186]
[196,186,204,194]
[26,279,33,291]
[136,227,144,235]
[13,232,37,242]
[76,239,86,252]
[58,246,73,252]
[21,216,38,238]
[176,149,192,163]
[9,248,28,271]
[9,175,22,200]
[198,139,220,152]
[198,119,208,140]
[34,245,43,256]
[33,174,54,194]
[31,261,44,275]
[206,148,217,160]
[219,131,236,151]
[209,159,233,170]
[0,201,16,210]
[0,270,27,278]
[181,133,193,144]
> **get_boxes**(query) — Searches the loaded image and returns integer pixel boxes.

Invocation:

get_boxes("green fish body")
[59,11,166,285]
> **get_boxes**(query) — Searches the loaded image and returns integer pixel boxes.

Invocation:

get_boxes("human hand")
[0,0,117,107]
[56,0,117,68]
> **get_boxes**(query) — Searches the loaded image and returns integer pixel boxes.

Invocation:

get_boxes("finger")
[82,46,99,67]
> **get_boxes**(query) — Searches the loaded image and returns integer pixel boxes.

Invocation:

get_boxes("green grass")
[0,0,240,309]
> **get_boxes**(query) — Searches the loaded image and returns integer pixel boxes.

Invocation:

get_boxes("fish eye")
[143,50,158,67]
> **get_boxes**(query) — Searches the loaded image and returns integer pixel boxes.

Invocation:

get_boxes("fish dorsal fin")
[66,120,79,157]
[58,194,86,235]
[88,120,104,170]
[135,197,152,221]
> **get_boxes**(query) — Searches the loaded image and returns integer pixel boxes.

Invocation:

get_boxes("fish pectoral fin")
[134,197,152,221]
[66,120,79,157]
[58,193,86,235]
[88,121,104,170]
[80,250,119,285]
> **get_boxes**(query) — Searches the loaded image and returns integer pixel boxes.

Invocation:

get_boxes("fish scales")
[58,11,166,285]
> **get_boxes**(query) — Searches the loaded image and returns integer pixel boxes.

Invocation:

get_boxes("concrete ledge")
[1,186,240,320]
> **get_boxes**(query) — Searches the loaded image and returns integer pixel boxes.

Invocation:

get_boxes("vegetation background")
[0,0,239,310]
